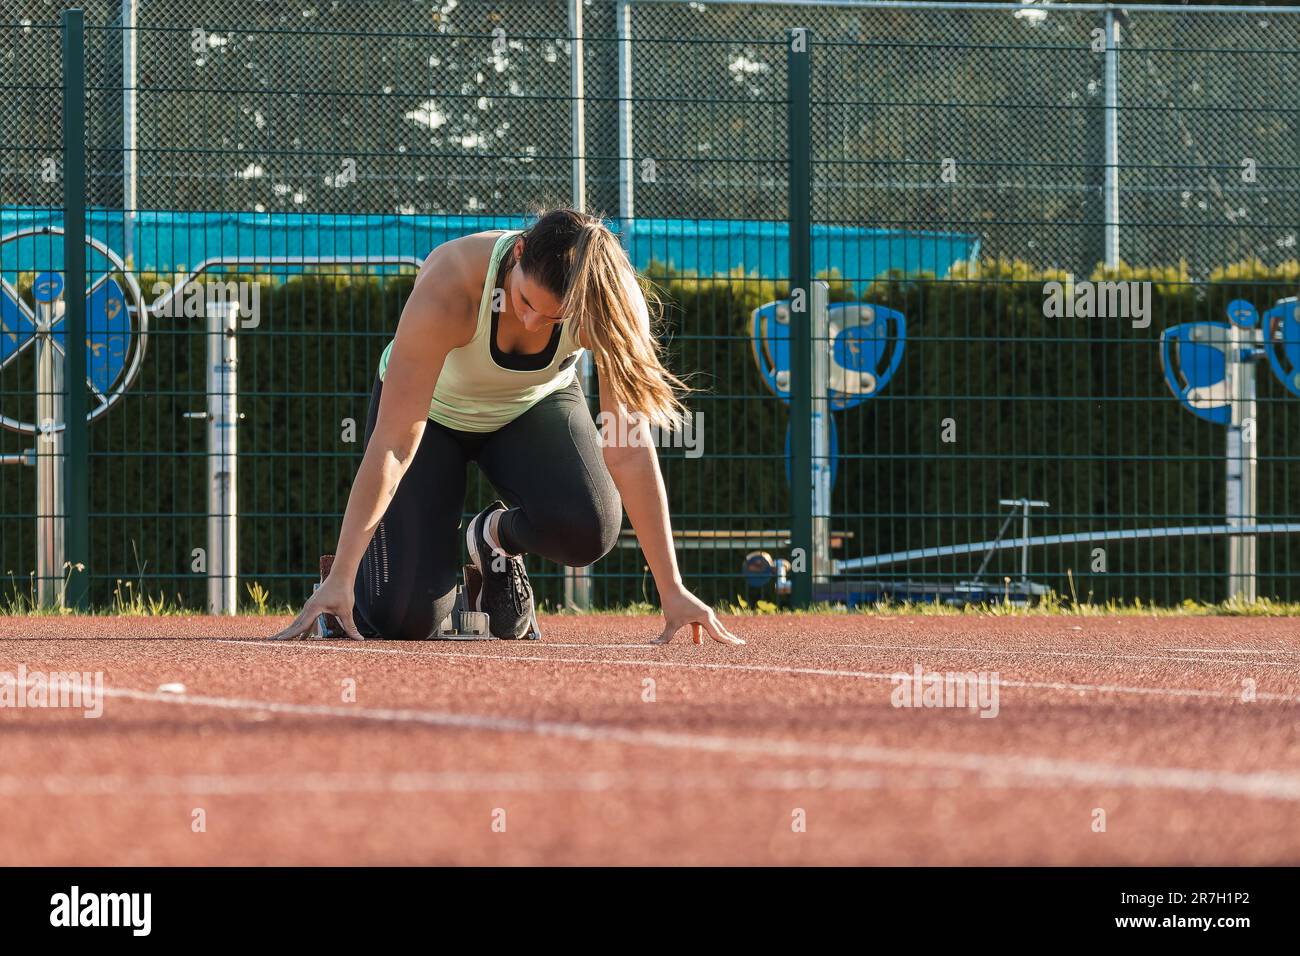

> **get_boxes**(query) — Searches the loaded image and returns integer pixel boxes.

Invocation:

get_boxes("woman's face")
[508,241,565,332]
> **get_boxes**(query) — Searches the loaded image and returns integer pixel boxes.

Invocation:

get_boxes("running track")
[1,614,1297,865]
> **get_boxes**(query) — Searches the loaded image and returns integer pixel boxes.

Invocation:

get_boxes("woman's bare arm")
[593,274,743,646]
[330,264,470,580]
[270,248,473,640]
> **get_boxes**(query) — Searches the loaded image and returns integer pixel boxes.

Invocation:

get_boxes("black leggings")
[351,375,622,640]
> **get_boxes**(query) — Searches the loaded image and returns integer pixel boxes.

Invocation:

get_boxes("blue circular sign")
[1226,298,1259,329]
[1265,300,1300,399]
[751,299,906,412]
[32,271,63,303]
[0,226,149,436]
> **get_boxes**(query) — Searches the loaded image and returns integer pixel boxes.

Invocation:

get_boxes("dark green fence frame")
[4,2,1300,613]
[61,8,90,610]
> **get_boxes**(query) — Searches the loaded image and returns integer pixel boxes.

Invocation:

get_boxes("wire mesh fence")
[2,1,1299,614]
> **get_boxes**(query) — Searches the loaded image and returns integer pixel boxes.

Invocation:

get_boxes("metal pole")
[1226,325,1258,602]
[989,498,1050,589]
[207,301,239,614]
[624,0,1300,11]
[564,0,592,610]
[62,8,90,610]
[35,315,65,608]
[1019,500,1030,583]
[122,0,138,269]
[836,522,1300,574]
[566,350,595,611]
[811,280,831,588]
[567,0,586,210]
[1102,9,1120,268]
[788,26,813,607]
[616,0,634,227]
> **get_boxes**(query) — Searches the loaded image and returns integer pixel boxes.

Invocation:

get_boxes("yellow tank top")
[377,230,584,433]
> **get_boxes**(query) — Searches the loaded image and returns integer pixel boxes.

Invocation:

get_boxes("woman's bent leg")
[352,376,469,640]
[475,380,622,567]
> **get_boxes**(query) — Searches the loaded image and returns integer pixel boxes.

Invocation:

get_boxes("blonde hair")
[519,209,690,431]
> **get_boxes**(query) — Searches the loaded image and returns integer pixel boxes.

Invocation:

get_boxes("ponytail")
[519,209,690,431]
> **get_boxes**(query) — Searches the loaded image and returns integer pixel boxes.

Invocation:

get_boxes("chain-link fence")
[11,1,1291,269]
[2,1,1299,613]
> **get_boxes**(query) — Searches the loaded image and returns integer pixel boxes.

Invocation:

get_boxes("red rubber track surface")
[1,613,1297,865]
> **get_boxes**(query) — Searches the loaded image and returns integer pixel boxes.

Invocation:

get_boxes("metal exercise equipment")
[0,225,147,605]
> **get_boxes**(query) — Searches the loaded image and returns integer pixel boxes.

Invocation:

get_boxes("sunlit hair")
[517,207,690,431]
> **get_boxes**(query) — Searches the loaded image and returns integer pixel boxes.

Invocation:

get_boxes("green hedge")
[2,257,1298,610]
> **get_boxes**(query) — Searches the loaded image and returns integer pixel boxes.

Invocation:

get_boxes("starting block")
[314,555,540,641]
[434,564,493,640]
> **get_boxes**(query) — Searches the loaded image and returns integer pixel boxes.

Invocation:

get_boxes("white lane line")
[0,767,968,797]
[208,639,1300,704]
[1168,647,1300,656]
[827,642,1300,670]
[524,643,659,649]
[74,682,1300,801]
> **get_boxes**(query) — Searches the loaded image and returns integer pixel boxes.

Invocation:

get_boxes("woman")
[271,209,743,646]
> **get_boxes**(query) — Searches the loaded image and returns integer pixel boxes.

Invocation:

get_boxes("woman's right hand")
[269,574,365,641]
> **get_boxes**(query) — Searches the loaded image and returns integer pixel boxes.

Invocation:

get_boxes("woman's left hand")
[652,586,745,646]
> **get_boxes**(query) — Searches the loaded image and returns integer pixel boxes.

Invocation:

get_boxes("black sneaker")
[466,501,535,639]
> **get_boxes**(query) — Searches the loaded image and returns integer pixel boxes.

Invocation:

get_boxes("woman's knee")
[359,605,427,641]
[356,583,458,641]
[538,494,621,567]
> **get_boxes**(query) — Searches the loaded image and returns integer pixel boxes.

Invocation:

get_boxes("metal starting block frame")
[314,555,540,641]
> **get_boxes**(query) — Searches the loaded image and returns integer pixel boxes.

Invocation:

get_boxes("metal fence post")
[568,0,586,210]
[178,300,238,613]
[62,7,90,610]
[34,302,65,608]
[1226,323,1259,602]
[811,280,832,589]
[617,0,634,228]
[208,301,239,614]
[565,0,594,610]
[122,0,138,269]
[1102,8,1121,268]
[788,26,813,608]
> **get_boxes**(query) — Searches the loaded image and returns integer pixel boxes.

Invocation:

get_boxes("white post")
[605,6,638,607]
[1020,500,1031,583]
[567,0,586,209]
[1102,9,1121,268]
[1225,324,1258,602]
[566,350,596,612]
[206,300,239,614]
[617,0,634,225]
[34,305,65,608]
[810,281,831,587]
[564,0,591,611]
[994,498,1050,588]
[122,0,137,269]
